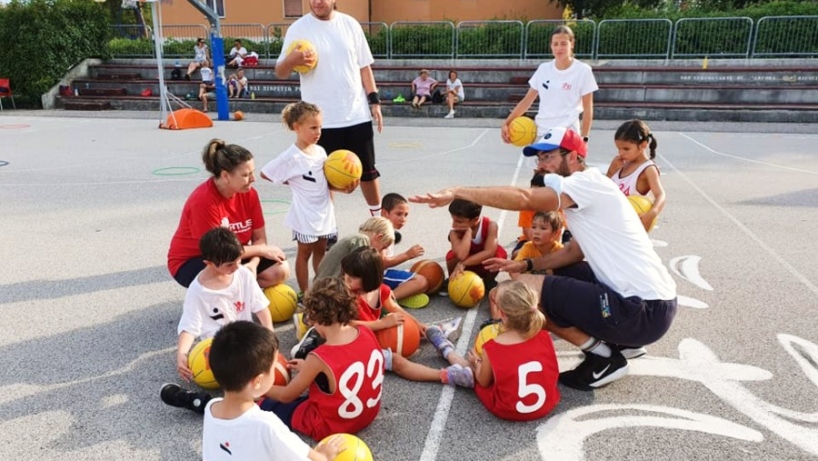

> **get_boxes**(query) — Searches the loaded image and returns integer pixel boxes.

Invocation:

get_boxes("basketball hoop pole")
[148,0,170,123]
[187,0,228,121]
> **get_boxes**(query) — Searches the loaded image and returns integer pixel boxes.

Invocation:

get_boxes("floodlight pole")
[186,0,229,121]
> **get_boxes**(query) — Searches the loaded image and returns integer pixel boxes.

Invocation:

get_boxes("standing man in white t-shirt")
[275,0,384,217]
[410,127,678,392]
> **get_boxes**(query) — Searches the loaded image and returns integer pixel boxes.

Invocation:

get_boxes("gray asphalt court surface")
[1,111,817,461]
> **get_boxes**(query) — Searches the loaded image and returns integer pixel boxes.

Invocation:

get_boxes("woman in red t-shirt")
[167,139,290,288]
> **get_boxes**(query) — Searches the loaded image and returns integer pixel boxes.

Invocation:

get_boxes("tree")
[549,0,665,19]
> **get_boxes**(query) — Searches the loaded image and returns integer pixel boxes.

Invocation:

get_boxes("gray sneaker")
[445,364,474,388]
[438,316,464,342]
[425,326,454,359]
[618,346,648,360]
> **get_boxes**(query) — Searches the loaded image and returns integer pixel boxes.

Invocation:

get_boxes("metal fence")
[596,19,673,59]
[752,15,818,58]
[390,21,455,59]
[525,19,596,59]
[456,20,524,58]
[672,17,753,58]
[107,16,818,60]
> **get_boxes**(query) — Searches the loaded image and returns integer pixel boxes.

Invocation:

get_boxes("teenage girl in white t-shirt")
[606,119,667,232]
[501,25,598,154]
[261,102,356,293]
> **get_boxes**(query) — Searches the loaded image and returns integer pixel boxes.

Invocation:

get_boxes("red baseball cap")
[523,127,587,158]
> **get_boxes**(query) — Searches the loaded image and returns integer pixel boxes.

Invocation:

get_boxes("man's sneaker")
[397,293,429,309]
[616,345,648,359]
[444,111,454,119]
[438,279,449,297]
[558,348,629,391]
[478,317,502,331]
[160,383,212,414]
[394,231,402,245]
[437,316,464,342]
[425,326,454,359]
[290,326,325,360]
[445,364,474,388]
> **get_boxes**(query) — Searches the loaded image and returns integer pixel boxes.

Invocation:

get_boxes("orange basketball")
[324,149,362,190]
[375,317,420,357]
[273,352,291,386]
[409,259,445,295]
[233,110,244,121]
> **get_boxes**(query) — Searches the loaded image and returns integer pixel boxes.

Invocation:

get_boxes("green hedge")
[457,22,524,57]
[390,24,455,57]
[0,0,110,106]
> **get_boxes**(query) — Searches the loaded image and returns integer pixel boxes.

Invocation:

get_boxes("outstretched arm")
[410,186,560,213]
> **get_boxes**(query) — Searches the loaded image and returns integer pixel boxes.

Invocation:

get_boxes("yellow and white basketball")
[324,149,362,190]
[264,284,298,323]
[188,338,219,389]
[508,116,537,147]
[628,195,657,232]
[473,322,502,355]
[286,39,318,74]
[319,433,373,461]
[447,270,485,309]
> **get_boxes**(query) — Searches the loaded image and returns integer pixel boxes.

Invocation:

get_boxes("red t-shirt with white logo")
[167,178,265,276]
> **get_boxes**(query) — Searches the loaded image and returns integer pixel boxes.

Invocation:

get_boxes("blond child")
[261,102,356,294]
[429,281,560,421]
[606,119,666,232]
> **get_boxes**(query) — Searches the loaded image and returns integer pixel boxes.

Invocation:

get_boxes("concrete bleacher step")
[77,87,128,97]
[63,100,112,111]
[97,72,141,80]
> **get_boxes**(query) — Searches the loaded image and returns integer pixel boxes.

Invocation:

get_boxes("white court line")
[677,133,818,175]
[380,129,490,165]
[419,151,524,461]
[661,146,818,301]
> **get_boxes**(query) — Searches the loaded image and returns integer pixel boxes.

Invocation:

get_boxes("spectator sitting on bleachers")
[186,38,209,80]
[227,39,248,67]
[411,69,438,109]
[198,59,215,112]
[444,70,465,119]
[227,69,249,99]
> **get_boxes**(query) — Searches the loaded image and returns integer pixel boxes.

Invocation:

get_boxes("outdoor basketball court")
[0,112,816,461]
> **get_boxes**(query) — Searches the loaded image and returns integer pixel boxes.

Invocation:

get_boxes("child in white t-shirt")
[261,102,357,294]
[202,321,344,460]
[173,227,273,383]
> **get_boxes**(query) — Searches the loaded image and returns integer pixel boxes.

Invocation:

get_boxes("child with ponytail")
[606,119,667,232]
[426,280,560,421]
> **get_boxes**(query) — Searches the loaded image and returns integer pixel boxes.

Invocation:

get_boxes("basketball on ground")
[473,322,502,355]
[264,284,298,323]
[324,149,362,190]
[375,317,420,357]
[188,338,219,389]
[233,110,244,121]
[508,116,537,147]
[286,39,318,74]
[319,433,373,461]
[410,259,445,295]
[628,195,657,231]
[448,270,485,308]
[273,352,291,386]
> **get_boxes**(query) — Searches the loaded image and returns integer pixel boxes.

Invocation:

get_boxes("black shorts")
[540,262,677,348]
[318,121,379,182]
[173,256,278,288]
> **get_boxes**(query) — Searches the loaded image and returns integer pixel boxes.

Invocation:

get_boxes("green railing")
[106,16,818,60]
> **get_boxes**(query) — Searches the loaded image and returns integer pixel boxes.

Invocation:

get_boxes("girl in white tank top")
[606,119,667,232]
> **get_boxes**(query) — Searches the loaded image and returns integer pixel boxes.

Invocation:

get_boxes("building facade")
[159,0,563,28]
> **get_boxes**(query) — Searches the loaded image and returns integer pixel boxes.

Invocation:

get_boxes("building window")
[205,0,225,18]
[284,0,302,18]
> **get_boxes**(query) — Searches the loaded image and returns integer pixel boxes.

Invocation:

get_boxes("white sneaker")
[444,111,454,119]
[438,316,464,341]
